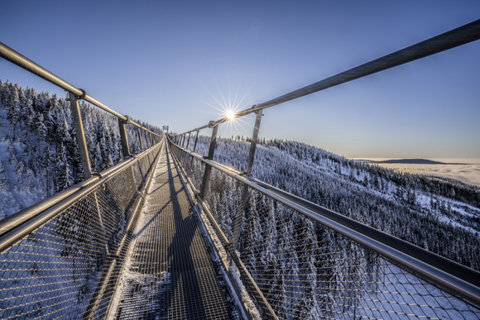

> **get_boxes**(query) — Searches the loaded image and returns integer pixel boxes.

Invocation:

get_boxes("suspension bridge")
[0,19,480,319]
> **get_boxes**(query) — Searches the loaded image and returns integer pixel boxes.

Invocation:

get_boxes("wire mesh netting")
[0,144,161,319]
[173,144,480,320]
[125,123,157,155]
[170,143,206,192]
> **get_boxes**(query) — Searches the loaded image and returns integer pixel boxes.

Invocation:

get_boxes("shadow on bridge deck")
[110,145,232,319]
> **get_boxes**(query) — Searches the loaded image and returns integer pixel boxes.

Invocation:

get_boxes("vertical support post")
[185,133,191,149]
[231,111,263,251]
[118,118,131,158]
[199,125,218,200]
[181,134,186,147]
[147,132,152,147]
[193,130,199,153]
[68,92,91,179]
[245,111,263,175]
[137,127,144,151]
[141,130,146,148]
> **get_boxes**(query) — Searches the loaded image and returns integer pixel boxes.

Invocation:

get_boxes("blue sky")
[1,0,479,158]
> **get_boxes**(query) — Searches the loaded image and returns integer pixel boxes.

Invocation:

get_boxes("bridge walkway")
[109,144,231,319]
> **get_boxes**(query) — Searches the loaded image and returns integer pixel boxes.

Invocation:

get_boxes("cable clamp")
[77,88,86,100]
[91,172,103,178]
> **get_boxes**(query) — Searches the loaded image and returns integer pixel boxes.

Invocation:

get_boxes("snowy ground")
[106,147,165,319]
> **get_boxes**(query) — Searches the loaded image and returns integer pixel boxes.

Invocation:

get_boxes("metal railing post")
[118,118,131,158]
[199,125,218,200]
[245,111,263,175]
[185,132,191,149]
[68,92,91,179]
[193,130,199,152]
[231,111,263,250]
[137,127,144,150]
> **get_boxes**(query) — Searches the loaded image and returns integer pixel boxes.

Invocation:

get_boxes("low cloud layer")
[364,159,480,187]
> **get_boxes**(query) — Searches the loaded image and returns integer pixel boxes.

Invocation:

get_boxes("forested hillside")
[0,81,160,219]
[191,135,480,271]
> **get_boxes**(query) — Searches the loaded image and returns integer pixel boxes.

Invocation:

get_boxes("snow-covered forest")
[0,81,161,219]
[189,134,480,271]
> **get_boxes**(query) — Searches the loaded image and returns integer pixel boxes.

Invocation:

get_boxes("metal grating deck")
[110,145,231,319]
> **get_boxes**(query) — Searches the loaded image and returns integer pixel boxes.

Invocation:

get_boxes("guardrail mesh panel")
[0,145,160,319]
[204,167,244,242]
[131,162,143,191]
[172,145,480,320]
[239,188,480,319]
[170,144,205,192]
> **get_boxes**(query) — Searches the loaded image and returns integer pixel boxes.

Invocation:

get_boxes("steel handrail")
[0,42,160,137]
[180,19,480,134]
[168,138,480,306]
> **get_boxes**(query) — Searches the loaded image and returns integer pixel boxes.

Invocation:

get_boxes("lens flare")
[225,109,237,120]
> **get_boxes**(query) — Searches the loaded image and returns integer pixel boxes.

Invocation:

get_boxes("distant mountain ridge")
[365,158,466,165]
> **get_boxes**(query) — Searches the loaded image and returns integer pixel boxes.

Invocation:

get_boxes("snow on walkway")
[110,144,231,319]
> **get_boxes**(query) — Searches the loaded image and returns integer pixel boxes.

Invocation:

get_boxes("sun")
[225,109,237,121]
